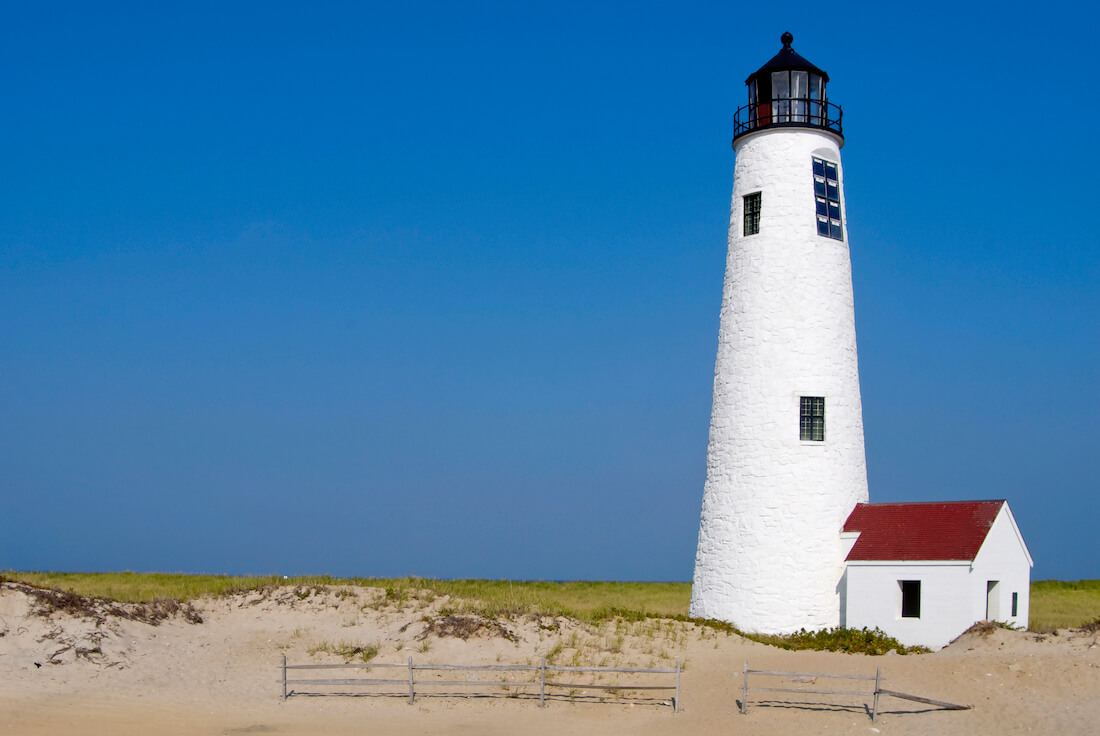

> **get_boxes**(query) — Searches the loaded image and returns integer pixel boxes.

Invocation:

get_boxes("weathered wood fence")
[281,655,681,712]
[740,662,970,722]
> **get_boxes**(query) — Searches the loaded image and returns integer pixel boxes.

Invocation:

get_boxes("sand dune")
[1,582,1096,735]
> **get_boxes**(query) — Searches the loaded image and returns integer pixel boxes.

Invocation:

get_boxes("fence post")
[539,657,546,708]
[281,654,287,700]
[674,660,681,713]
[872,667,882,723]
[408,656,415,705]
[740,661,749,714]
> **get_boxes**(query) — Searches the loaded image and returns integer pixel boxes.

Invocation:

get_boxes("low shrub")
[747,626,928,655]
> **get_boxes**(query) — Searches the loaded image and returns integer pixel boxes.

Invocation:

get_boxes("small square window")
[900,580,921,618]
[743,192,762,236]
[799,396,824,441]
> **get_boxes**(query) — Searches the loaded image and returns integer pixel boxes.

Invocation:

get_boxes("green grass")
[5,571,1096,633]
[1,571,288,602]
[0,572,691,622]
[1028,579,1100,631]
[749,627,928,655]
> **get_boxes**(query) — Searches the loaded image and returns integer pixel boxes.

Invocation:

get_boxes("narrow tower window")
[743,192,762,235]
[813,157,843,240]
[900,580,921,618]
[799,396,825,441]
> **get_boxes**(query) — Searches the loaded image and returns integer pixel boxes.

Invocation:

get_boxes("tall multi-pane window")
[743,192,762,236]
[813,157,843,240]
[799,396,825,441]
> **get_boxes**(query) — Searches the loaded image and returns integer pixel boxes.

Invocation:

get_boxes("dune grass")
[0,572,691,622]
[4,571,1095,632]
[1028,579,1100,631]
[2,571,286,603]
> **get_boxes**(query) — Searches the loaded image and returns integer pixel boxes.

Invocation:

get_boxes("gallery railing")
[733,99,843,142]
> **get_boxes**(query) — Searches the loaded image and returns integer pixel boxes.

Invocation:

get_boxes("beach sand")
[2,582,1097,735]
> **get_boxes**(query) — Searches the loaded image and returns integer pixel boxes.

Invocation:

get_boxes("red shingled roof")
[842,501,1005,561]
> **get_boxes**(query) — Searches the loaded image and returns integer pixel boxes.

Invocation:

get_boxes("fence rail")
[281,655,681,712]
[740,662,970,723]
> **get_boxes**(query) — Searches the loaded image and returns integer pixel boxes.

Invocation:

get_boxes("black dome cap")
[745,32,829,84]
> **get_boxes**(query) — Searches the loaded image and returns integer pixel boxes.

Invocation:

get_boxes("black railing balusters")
[732,99,843,142]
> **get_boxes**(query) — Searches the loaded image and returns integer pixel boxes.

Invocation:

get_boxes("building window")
[1011,592,1019,617]
[813,157,843,240]
[799,396,824,441]
[900,580,921,618]
[743,192,761,236]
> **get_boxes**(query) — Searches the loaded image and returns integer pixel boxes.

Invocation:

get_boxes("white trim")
[735,126,845,150]
[992,502,1035,568]
[845,559,972,568]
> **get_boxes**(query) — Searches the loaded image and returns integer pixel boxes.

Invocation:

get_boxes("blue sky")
[1,2,1096,582]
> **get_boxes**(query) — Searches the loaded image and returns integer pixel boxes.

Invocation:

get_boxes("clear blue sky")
[2,2,1096,582]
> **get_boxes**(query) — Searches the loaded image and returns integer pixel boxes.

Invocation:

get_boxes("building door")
[986,580,1001,620]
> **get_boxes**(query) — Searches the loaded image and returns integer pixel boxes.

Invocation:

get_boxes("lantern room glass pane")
[791,71,808,122]
[809,74,824,125]
[771,71,790,122]
[748,79,759,128]
[791,71,808,98]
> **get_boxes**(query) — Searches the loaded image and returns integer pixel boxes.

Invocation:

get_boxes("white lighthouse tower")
[690,33,869,633]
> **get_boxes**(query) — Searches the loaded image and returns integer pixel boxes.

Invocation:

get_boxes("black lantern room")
[732,32,842,145]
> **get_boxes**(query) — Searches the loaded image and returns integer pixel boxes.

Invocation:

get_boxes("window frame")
[899,580,921,619]
[799,396,825,442]
[743,192,762,236]
[812,157,844,241]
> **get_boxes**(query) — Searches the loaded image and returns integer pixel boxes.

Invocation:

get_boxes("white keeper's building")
[841,500,1033,648]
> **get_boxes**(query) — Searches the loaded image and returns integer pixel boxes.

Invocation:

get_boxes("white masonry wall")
[844,562,972,649]
[969,505,1033,631]
[690,127,869,633]
[844,506,1033,649]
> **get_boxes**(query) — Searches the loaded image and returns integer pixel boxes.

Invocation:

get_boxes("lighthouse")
[690,33,869,633]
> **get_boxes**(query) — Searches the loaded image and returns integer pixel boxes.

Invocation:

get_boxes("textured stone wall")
[690,127,869,633]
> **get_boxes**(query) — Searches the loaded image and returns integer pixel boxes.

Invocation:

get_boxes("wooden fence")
[281,656,682,712]
[739,662,970,722]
